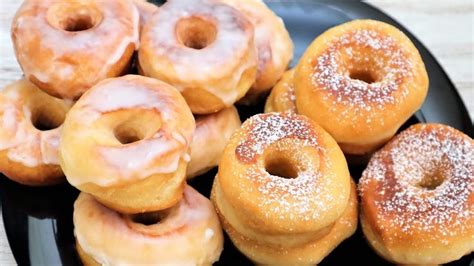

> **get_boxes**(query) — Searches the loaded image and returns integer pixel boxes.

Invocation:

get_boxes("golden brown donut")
[0,79,71,186]
[295,19,429,155]
[11,0,139,100]
[211,112,353,264]
[60,75,195,213]
[219,0,293,103]
[264,69,296,113]
[74,185,223,265]
[359,123,474,265]
[187,106,241,179]
[139,0,257,114]
[213,179,357,265]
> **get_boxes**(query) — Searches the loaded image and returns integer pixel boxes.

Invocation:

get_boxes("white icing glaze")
[142,0,255,105]
[64,76,195,187]
[98,135,184,183]
[204,228,215,241]
[12,0,139,98]
[74,186,223,265]
[132,0,159,28]
[0,81,68,167]
[219,0,293,88]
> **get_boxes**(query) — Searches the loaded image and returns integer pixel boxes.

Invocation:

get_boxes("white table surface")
[0,0,473,264]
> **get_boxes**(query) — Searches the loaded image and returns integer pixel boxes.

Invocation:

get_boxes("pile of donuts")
[0,0,472,265]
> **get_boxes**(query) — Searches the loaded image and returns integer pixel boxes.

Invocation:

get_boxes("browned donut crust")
[359,123,474,264]
[295,19,428,155]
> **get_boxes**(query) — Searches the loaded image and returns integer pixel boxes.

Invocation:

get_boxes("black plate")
[1,1,473,265]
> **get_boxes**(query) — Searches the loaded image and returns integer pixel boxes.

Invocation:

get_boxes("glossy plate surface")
[1,1,472,265]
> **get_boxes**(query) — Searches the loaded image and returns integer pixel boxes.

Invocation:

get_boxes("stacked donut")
[2,0,473,265]
[212,112,358,264]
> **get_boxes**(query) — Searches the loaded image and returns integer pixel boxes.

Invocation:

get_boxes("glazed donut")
[187,106,241,179]
[219,0,293,102]
[0,79,71,186]
[11,0,139,100]
[359,123,474,264]
[60,75,195,213]
[139,0,257,114]
[132,0,158,29]
[211,112,353,264]
[74,185,223,265]
[264,69,296,113]
[295,19,428,155]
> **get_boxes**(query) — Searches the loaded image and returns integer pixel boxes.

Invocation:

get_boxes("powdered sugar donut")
[212,112,354,264]
[359,123,474,265]
[264,69,296,113]
[295,20,428,155]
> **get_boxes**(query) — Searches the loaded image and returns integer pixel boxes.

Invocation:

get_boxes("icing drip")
[65,76,194,186]
[12,0,139,98]
[143,0,255,105]
[0,81,67,167]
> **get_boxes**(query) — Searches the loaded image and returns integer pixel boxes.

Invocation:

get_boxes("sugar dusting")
[311,28,414,125]
[246,166,347,224]
[359,124,474,240]
[281,81,296,113]
[235,113,318,163]
[235,113,346,224]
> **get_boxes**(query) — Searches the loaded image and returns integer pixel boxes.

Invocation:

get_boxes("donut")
[132,0,158,30]
[218,0,293,103]
[187,106,241,179]
[359,123,474,264]
[0,79,71,186]
[211,112,353,264]
[264,69,296,113]
[213,179,357,264]
[11,0,139,100]
[59,75,195,213]
[295,19,429,155]
[74,185,224,265]
[138,0,257,114]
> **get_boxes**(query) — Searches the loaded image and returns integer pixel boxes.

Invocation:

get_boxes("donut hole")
[176,17,217,50]
[62,14,96,31]
[129,210,168,226]
[418,170,445,190]
[265,156,299,179]
[112,111,161,145]
[30,105,66,131]
[114,125,143,144]
[47,3,102,32]
[349,70,377,84]
[262,141,315,179]
[114,123,145,144]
